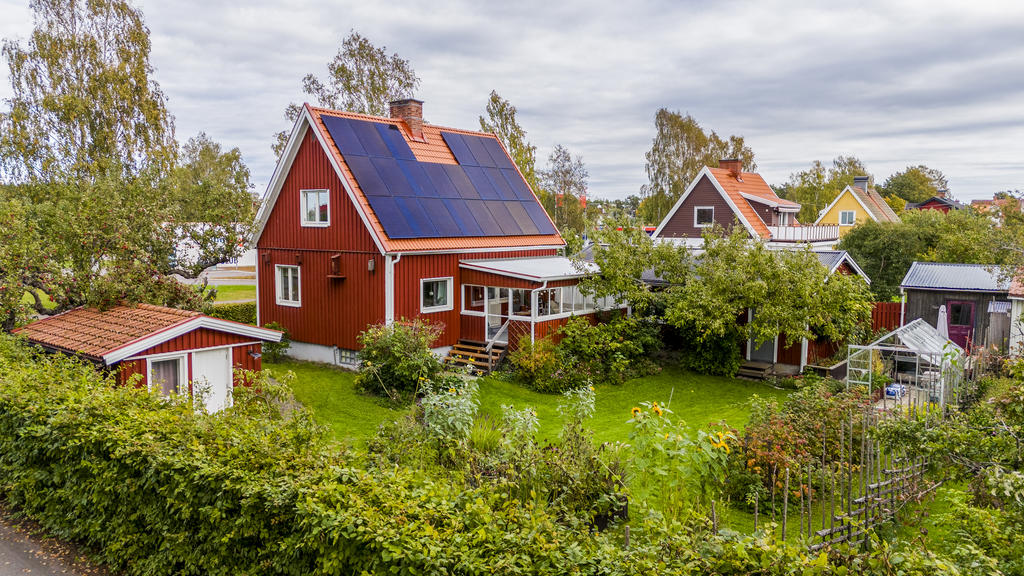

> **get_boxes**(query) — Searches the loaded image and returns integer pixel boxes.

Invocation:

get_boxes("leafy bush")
[205,301,256,324]
[558,315,661,385]
[0,334,995,575]
[355,318,442,402]
[261,321,290,362]
[664,323,743,376]
[507,336,560,391]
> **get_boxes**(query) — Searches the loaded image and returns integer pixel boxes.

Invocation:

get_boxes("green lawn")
[266,359,789,447]
[210,284,256,302]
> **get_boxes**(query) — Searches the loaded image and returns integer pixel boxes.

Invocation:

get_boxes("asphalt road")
[0,513,106,576]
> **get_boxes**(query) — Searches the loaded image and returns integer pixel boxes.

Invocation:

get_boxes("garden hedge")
[0,336,954,575]
[205,301,257,325]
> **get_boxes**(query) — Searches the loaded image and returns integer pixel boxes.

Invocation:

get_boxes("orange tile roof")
[706,167,780,238]
[306,105,564,253]
[13,304,199,361]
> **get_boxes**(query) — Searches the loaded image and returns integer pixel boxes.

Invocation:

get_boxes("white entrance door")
[192,348,232,413]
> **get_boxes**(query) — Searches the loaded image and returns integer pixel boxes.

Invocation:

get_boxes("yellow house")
[814,176,900,236]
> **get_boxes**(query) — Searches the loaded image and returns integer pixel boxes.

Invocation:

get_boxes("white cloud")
[1,0,1022,200]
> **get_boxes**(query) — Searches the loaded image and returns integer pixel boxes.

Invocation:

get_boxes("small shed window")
[695,206,714,227]
[301,189,330,226]
[150,356,185,396]
[949,302,973,326]
[276,265,301,307]
[839,210,856,225]
[421,277,453,313]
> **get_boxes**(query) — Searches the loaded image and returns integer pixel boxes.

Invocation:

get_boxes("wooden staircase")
[737,360,773,380]
[444,340,506,374]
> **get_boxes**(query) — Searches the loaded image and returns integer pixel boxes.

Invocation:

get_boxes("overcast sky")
[1,0,1022,201]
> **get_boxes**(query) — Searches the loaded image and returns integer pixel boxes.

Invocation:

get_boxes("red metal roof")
[306,105,564,253]
[14,304,200,361]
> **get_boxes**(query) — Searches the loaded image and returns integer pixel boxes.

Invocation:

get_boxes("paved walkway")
[0,509,108,575]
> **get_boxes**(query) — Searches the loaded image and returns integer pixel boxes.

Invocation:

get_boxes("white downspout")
[899,288,906,327]
[385,253,402,324]
[531,280,549,345]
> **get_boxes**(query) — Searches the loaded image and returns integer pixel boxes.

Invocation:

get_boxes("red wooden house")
[14,304,283,412]
[253,100,619,367]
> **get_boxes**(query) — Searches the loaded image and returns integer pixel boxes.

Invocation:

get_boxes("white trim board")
[104,318,282,365]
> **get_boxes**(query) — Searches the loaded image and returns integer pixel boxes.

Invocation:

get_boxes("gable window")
[694,206,714,227]
[778,212,790,226]
[276,265,301,307]
[839,210,856,225]
[301,189,330,226]
[149,356,186,396]
[421,277,453,313]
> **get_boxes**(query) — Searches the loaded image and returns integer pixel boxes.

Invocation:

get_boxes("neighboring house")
[253,99,619,367]
[905,193,964,213]
[971,196,1023,215]
[651,159,840,249]
[13,304,282,412]
[900,262,1011,351]
[813,176,900,236]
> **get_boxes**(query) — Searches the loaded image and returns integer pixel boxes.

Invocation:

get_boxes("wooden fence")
[872,302,901,332]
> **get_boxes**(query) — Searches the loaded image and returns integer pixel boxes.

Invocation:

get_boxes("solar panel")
[499,168,536,201]
[442,198,484,236]
[505,201,540,235]
[376,123,416,160]
[463,166,500,200]
[419,197,463,236]
[321,117,559,240]
[524,203,557,235]
[462,135,497,168]
[345,156,389,196]
[484,200,522,235]
[464,199,501,235]
[321,116,366,156]
[481,138,515,170]
[440,132,479,166]
[349,119,392,157]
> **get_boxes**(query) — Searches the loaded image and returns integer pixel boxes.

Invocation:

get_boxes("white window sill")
[420,305,453,314]
[300,221,330,228]
[277,300,302,308]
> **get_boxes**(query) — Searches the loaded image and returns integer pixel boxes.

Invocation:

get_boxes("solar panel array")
[321,115,557,239]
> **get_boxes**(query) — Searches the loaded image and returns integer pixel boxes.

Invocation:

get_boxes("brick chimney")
[389,98,424,141]
[936,189,948,199]
[719,158,742,178]
[853,176,870,193]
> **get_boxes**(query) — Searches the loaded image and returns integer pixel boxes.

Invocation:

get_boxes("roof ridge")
[310,105,500,140]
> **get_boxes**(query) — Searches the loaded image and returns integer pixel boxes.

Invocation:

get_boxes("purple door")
[946,300,975,349]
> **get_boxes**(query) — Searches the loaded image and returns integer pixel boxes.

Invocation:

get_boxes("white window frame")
[778,212,790,226]
[300,188,330,227]
[146,352,188,396]
[461,284,486,316]
[694,206,715,227]
[275,265,301,307]
[839,210,856,226]
[420,276,454,314]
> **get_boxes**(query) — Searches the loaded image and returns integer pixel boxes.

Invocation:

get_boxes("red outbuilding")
[14,304,283,412]
[253,99,621,368]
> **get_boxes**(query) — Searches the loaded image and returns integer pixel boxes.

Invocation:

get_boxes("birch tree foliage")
[638,109,756,225]
[273,31,420,155]
[0,0,175,182]
[541,144,588,234]
[479,90,539,193]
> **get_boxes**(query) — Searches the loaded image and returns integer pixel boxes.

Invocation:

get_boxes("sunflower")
[631,406,642,418]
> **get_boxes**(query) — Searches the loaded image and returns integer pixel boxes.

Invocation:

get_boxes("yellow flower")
[664,433,670,440]
[589,386,594,392]
[448,388,455,393]
[652,403,663,417]
[631,407,641,418]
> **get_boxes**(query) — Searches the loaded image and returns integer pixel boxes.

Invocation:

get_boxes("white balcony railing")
[766,224,840,243]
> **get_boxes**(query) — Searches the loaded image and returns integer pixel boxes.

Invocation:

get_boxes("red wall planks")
[657,175,745,238]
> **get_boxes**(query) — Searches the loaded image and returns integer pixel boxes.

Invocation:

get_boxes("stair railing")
[485,318,511,369]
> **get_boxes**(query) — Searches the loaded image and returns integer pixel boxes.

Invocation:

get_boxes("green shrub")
[558,315,661,385]
[205,301,256,325]
[507,336,562,392]
[261,321,290,362]
[355,318,442,402]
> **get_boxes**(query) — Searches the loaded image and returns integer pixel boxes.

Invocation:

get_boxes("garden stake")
[624,525,630,550]
[753,492,759,532]
[782,468,789,540]
[711,500,718,534]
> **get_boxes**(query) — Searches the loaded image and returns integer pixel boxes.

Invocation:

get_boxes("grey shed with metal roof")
[900,262,1011,351]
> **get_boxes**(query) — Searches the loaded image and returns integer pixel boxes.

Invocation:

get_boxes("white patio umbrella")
[936,305,949,341]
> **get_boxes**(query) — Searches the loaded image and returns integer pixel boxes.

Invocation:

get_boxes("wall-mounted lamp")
[368,258,376,273]
[248,351,262,359]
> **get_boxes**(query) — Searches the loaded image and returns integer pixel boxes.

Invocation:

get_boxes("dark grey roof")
[901,262,1009,292]
[814,250,870,283]
[905,196,965,210]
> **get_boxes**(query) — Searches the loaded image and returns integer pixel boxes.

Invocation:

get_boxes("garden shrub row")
[0,335,962,575]
[204,301,256,325]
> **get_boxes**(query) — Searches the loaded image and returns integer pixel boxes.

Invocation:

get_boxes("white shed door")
[192,348,232,413]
